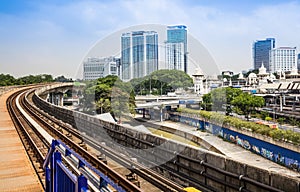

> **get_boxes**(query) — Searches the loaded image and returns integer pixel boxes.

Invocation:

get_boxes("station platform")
[0,89,43,192]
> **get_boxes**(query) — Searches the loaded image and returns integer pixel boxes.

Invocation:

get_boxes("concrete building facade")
[83,57,118,80]
[269,47,297,73]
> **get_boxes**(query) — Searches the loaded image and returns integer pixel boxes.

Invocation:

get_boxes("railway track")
[8,87,187,192]
[25,89,186,191]
[7,87,48,190]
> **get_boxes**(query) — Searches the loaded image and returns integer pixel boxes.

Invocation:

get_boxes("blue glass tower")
[253,38,275,72]
[121,31,158,81]
[165,25,187,72]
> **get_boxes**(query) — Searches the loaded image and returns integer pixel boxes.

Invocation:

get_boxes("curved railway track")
[25,89,186,192]
[7,87,186,192]
[7,87,48,190]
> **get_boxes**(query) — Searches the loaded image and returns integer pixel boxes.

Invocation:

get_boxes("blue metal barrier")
[44,140,88,192]
[44,139,128,192]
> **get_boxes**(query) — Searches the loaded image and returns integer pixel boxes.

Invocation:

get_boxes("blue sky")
[1,0,300,78]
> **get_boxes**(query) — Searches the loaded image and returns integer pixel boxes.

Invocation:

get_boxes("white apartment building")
[83,57,118,80]
[269,47,297,73]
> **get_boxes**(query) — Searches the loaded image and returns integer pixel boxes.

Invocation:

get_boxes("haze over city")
[1,0,300,78]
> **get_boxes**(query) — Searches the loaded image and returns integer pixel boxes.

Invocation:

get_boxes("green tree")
[0,73,54,86]
[55,75,73,82]
[231,93,265,120]
[0,74,16,86]
[225,87,243,115]
[201,87,242,114]
[95,98,110,114]
[130,69,193,95]
[81,75,136,119]
[210,88,226,112]
[81,80,97,114]
[202,92,212,111]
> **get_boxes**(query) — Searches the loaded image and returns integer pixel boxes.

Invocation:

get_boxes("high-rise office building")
[121,31,158,81]
[269,47,297,73]
[253,38,275,72]
[165,25,187,72]
[83,57,118,80]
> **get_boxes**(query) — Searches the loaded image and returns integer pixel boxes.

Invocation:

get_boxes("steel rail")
[26,90,187,192]
[6,88,47,189]
[22,89,143,192]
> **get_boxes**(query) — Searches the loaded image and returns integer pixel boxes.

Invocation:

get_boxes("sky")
[1,0,300,78]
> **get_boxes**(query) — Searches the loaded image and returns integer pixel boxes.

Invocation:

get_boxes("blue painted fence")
[169,113,300,172]
[43,140,126,192]
[44,143,88,192]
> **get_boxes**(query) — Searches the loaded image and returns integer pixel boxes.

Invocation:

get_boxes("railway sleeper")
[97,154,108,165]
[126,172,140,187]
[57,127,63,133]
[79,141,88,150]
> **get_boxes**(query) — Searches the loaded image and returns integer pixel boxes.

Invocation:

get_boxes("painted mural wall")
[169,113,300,172]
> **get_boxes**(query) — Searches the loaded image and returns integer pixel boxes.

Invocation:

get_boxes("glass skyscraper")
[253,38,275,72]
[121,31,158,81]
[165,25,187,72]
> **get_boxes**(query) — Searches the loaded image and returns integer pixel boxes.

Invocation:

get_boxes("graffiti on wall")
[220,129,300,171]
[220,130,251,150]
[172,113,300,172]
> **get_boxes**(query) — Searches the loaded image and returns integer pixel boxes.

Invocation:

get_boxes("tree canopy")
[231,92,265,119]
[0,73,54,86]
[54,75,73,82]
[81,75,136,119]
[130,69,193,95]
[202,87,243,114]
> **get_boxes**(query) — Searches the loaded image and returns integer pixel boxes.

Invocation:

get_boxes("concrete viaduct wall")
[33,84,300,192]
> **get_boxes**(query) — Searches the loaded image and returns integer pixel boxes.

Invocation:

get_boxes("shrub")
[270,129,284,140]
[265,116,272,121]
[277,117,285,125]
[176,107,300,145]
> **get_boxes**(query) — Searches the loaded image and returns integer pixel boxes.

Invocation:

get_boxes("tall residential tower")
[121,31,158,81]
[253,38,275,72]
[165,25,187,73]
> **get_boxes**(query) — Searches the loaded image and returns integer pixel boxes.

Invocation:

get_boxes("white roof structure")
[248,73,257,78]
[192,68,204,76]
[258,81,300,91]
[238,73,244,80]
[258,62,268,75]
